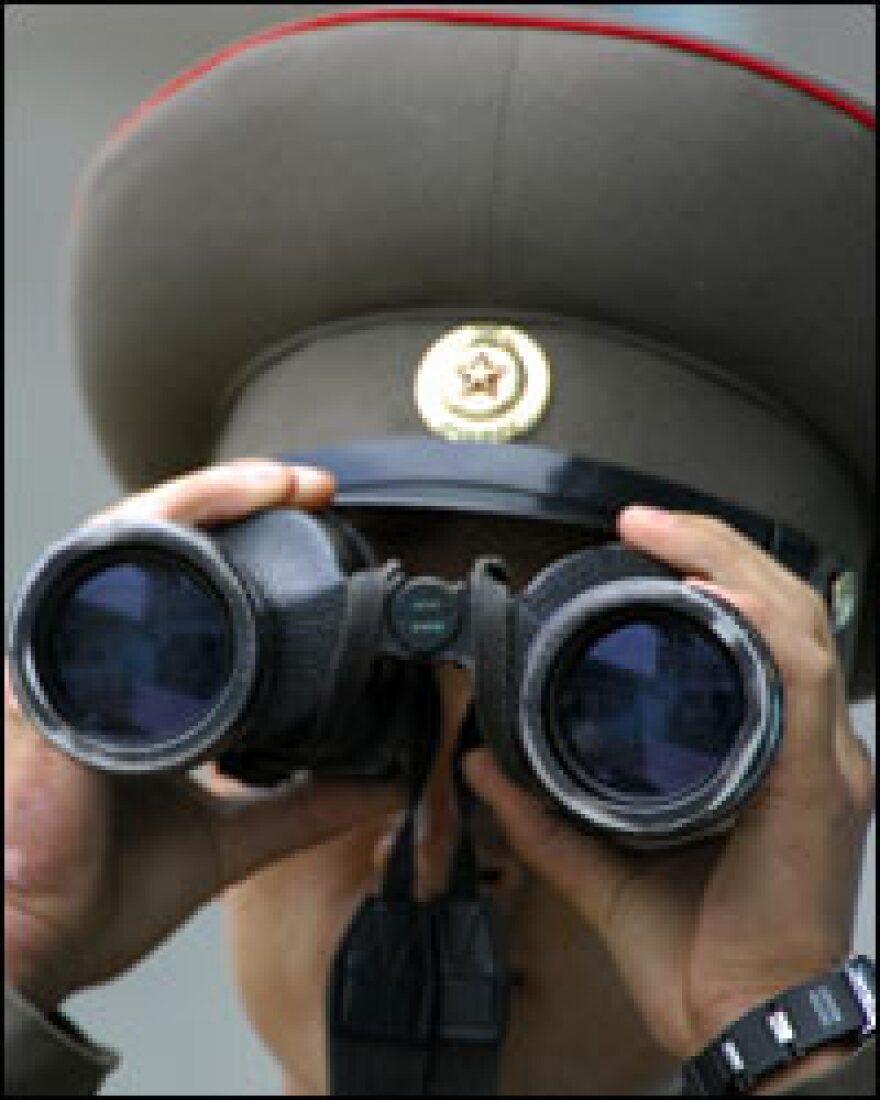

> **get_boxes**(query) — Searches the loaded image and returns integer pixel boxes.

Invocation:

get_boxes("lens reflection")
[550,613,744,798]
[44,559,233,743]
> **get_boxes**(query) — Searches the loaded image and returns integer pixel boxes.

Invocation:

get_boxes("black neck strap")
[326,682,509,1095]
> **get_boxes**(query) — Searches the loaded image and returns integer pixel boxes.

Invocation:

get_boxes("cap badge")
[414,324,552,441]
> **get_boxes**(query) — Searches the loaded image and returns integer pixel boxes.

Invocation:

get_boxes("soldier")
[5,8,876,1095]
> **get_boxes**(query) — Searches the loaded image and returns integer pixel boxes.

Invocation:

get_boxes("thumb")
[205,775,405,888]
[463,748,634,941]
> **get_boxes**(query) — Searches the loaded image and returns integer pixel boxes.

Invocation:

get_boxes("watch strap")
[682,956,876,1094]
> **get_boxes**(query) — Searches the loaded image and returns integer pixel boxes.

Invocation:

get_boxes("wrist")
[689,964,847,1055]
[682,957,875,1096]
[750,1044,856,1094]
[689,983,805,1057]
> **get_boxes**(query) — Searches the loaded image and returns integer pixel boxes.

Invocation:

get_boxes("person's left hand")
[464,506,875,1068]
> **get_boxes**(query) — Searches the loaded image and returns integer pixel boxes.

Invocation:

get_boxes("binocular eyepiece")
[8,507,782,848]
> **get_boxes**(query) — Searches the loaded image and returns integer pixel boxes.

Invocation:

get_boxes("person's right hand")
[5,459,404,1014]
[464,507,874,1086]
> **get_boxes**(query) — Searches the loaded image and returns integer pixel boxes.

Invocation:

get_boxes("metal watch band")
[681,956,876,1095]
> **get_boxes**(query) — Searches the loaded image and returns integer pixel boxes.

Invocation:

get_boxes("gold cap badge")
[414,324,552,441]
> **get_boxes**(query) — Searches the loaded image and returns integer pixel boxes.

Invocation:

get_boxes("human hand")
[4,459,403,1013]
[464,506,875,1068]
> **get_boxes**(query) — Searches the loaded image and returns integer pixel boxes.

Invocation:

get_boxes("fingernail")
[373,810,407,871]
[5,662,22,717]
[620,504,675,527]
[238,461,291,487]
[292,466,335,498]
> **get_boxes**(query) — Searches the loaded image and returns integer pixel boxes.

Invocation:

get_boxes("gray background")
[5,5,875,1095]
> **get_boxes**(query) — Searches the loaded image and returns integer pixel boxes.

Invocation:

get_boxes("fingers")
[196,761,251,797]
[463,748,634,939]
[89,458,335,527]
[619,505,842,755]
[203,775,405,889]
[5,696,107,899]
[618,505,769,582]
[683,577,838,782]
[618,506,830,644]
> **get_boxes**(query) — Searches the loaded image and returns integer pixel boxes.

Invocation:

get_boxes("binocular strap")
[326,699,509,1095]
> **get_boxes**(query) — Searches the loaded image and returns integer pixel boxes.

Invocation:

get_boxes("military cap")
[68,7,875,695]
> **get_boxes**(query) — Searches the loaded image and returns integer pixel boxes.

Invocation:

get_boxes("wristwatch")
[681,956,876,1095]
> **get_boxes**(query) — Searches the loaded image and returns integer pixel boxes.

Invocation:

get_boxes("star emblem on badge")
[457,351,506,398]
[414,323,553,442]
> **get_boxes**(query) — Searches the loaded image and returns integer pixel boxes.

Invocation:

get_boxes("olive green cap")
[67,8,875,694]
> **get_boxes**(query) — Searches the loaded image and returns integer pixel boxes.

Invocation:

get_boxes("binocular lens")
[40,559,234,744]
[550,613,744,799]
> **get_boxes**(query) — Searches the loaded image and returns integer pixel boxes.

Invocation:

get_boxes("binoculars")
[8,506,782,848]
